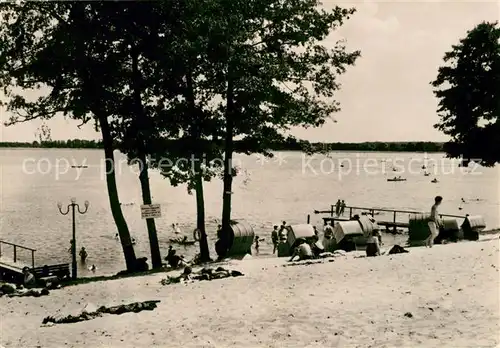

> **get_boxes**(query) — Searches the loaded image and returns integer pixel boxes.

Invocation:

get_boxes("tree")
[431,21,500,167]
[150,137,222,262]
[192,0,360,258]
[0,2,139,271]
[35,122,52,145]
[111,0,224,263]
[97,4,174,269]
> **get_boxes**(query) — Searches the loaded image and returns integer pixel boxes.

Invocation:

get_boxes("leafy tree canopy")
[431,21,500,166]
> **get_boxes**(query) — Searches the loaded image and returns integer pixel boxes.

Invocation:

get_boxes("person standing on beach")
[313,226,319,240]
[271,226,279,254]
[278,221,287,241]
[426,196,443,248]
[365,231,381,257]
[323,221,334,239]
[335,199,341,216]
[254,236,260,255]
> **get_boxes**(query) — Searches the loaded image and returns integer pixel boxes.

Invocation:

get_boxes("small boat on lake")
[71,165,88,168]
[387,176,406,182]
[423,172,430,176]
[431,178,438,183]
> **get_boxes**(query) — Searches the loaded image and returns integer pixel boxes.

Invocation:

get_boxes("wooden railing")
[0,240,36,269]
[314,205,465,219]
[308,205,467,232]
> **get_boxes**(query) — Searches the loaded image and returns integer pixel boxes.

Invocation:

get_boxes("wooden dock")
[0,240,36,283]
[309,205,467,233]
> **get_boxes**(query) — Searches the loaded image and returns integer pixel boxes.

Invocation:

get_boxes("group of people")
[74,196,442,274]
[66,241,98,273]
[270,221,290,254]
[68,240,90,264]
[335,199,347,216]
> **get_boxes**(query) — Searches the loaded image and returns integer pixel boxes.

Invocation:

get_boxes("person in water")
[68,239,74,254]
[175,223,182,234]
[425,195,443,248]
[271,225,279,254]
[216,225,223,239]
[79,247,88,263]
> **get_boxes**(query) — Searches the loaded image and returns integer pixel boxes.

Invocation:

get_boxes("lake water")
[0,148,498,276]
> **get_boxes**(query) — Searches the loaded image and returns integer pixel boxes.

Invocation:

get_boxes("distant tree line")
[268,139,445,152]
[0,138,444,152]
[0,139,103,149]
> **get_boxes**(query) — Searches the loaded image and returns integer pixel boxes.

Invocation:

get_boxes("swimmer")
[172,223,182,234]
[79,247,88,263]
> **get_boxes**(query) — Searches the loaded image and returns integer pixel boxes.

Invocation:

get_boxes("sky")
[0,1,498,143]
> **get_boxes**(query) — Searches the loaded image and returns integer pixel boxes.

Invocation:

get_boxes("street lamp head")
[71,197,76,204]
[57,202,62,209]
[84,200,90,208]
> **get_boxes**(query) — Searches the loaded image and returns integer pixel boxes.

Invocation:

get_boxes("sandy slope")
[1,237,499,348]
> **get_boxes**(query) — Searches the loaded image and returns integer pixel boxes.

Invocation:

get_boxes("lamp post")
[57,198,89,280]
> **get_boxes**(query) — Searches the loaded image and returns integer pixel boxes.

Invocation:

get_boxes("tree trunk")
[138,152,162,269]
[220,75,235,259]
[185,68,210,262]
[130,45,162,269]
[99,114,137,271]
[194,159,210,261]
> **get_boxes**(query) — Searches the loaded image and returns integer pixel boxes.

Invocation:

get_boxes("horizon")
[0,1,498,143]
[0,139,446,144]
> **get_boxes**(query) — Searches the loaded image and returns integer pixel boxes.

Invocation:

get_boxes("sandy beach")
[1,237,499,348]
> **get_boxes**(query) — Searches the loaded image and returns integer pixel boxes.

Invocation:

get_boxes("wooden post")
[393,211,397,233]
[330,205,334,217]
[13,245,16,263]
[31,250,35,269]
[0,242,2,258]
[349,207,353,219]
[307,214,310,224]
